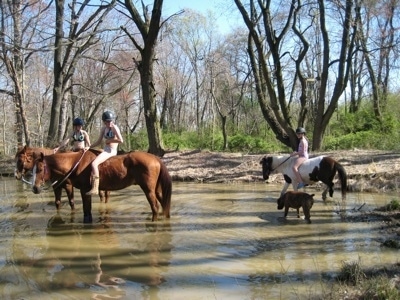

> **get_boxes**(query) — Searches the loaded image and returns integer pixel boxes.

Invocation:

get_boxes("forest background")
[1,0,400,157]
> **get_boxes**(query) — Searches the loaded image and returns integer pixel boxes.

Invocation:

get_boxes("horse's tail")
[335,162,347,200]
[158,160,172,218]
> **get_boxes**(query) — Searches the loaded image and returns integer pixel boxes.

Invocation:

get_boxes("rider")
[86,111,123,195]
[54,117,91,152]
[290,127,309,189]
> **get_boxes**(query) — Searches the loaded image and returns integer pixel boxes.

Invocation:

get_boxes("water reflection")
[0,178,398,299]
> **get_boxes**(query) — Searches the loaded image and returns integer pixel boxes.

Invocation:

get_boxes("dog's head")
[277,195,285,210]
[305,193,315,208]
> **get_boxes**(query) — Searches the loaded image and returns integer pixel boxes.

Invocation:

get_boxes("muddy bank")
[163,149,400,193]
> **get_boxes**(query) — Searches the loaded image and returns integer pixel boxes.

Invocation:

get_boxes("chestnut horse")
[31,149,172,223]
[14,146,110,209]
[260,155,347,201]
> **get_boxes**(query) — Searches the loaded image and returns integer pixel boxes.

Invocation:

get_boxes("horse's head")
[15,146,35,180]
[32,152,50,194]
[260,156,273,180]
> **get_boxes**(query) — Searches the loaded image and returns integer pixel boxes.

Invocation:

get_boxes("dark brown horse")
[31,149,172,223]
[15,145,110,209]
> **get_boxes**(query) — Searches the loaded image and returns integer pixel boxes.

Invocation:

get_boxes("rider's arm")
[90,127,105,148]
[54,137,70,153]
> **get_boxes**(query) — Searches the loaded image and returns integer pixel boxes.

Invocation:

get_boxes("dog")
[277,191,315,224]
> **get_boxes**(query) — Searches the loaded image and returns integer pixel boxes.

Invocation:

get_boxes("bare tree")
[118,0,166,156]
[48,0,116,146]
[354,0,400,120]
[234,0,359,150]
[0,0,52,147]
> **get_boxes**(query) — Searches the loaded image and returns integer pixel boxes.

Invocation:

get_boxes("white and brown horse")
[260,155,347,200]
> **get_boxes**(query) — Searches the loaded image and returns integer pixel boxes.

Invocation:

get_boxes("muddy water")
[0,178,398,299]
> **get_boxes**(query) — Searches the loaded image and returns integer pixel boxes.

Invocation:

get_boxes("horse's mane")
[45,150,86,172]
[271,154,292,164]
[15,146,54,162]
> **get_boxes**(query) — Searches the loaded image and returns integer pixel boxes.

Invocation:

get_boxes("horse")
[31,149,172,223]
[14,145,110,209]
[260,155,347,201]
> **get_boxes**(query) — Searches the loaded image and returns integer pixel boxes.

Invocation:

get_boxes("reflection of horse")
[14,145,110,209]
[32,150,172,222]
[260,155,347,200]
[42,212,173,297]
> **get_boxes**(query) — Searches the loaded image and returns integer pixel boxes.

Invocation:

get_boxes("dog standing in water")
[277,191,315,224]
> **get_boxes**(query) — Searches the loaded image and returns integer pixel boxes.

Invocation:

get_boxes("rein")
[51,149,88,189]
[271,156,291,172]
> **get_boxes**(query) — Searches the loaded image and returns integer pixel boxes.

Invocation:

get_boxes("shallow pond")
[0,178,398,299]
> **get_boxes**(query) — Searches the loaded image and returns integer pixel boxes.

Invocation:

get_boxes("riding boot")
[86,176,99,195]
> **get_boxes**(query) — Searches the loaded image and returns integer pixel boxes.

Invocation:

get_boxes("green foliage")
[323,98,400,151]
[124,95,400,153]
[337,258,366,286]
[384,199,400,211]
[323,131,383,150]
[228,134,285,153]
[124,130,149,151]
[361,275,400,300]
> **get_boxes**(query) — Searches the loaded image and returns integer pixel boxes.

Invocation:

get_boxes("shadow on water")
[0,179,398,299]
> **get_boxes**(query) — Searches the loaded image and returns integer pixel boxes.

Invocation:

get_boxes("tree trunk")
[122,0,165,156]
[140,50,165,156]
[48,0,65,146]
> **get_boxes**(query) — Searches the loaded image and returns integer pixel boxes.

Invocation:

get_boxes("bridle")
[31,149,87,190]
[271,156,291,172]
[262,156,291,178]
[51,149,88,189]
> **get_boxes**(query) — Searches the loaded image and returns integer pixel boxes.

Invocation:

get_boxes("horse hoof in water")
[83,214,93,223]
[32,186,41,194]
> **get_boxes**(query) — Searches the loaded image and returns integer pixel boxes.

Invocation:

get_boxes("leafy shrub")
[384,199,400,211]
[337,258,366,285]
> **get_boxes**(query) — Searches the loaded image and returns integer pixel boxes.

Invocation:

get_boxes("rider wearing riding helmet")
[290,127,309,189]
[86,110,123,195]
[54,117,91,153]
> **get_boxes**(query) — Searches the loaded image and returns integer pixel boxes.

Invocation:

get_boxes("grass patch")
[320,260,400,300]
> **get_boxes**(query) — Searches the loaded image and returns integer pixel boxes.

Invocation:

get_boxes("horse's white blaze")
[32,164,37,186]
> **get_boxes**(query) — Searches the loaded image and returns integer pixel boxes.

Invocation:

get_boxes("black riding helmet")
[102,111,114,122]
[73,117,84,126]
[295,127,306,134]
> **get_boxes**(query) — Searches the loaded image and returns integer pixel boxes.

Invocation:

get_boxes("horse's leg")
[141,186,159,221]
[280,182,290,197]
[321,184,329,201]
[296,208,300,218]
[53,186,63,210]
[64,181,75,210]
[105,191,111,203]
[99,190,108,203]
[81,191,93,223]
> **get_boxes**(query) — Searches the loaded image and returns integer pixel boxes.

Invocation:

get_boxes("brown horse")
[31,149,172,223]
[15,145,110,209]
